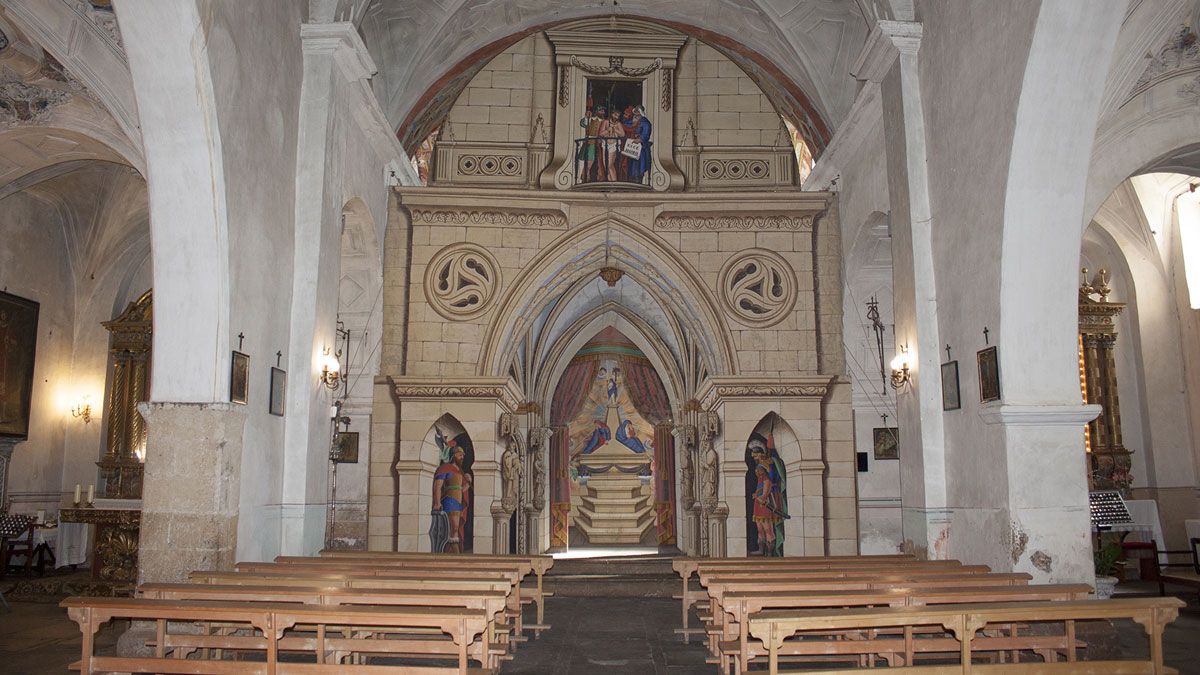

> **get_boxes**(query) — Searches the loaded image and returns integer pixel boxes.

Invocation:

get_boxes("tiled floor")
[2,592,1199,673]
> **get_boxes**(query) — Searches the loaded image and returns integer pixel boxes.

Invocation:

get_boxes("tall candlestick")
[74,484,81,504]
[87,484,95,505]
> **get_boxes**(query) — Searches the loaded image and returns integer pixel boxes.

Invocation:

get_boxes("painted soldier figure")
[432,444,471,552]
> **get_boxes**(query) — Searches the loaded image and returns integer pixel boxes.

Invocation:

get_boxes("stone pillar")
[490,503,511,554]
[852,21,949,559]
[137,402,247,583]
[0,439,18,509]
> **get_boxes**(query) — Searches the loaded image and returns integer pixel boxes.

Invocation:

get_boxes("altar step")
[575,475,654,545]
[543,554,678,598]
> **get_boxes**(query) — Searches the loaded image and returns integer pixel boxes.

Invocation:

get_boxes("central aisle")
[505,596,710,674]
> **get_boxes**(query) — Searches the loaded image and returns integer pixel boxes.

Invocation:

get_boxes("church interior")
[1,0,1199,672]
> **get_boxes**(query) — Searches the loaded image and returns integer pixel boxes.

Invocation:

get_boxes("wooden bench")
[318,551,554,632]
[61,596,495,674]
[711,583,1091,674]
[139,583,512,669]
[746,597,1185,674]
[190,570,527,639]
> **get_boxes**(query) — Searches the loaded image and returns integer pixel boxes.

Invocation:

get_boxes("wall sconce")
[71,395,94,424]
[319,347,342,390]
[889,346,911,389]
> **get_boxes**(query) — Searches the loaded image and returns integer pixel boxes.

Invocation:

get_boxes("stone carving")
[698,384,828,410]
[391,384,521,411]
[501,444,521,513]
[700,440,720,506]
[718,249,797,327]
[558,64,570,108]
[424,243,501,320]
[661,68,673,111]
[654,214,813,231]
[0,75,71,127]
[530,444,546,511]
[1134,25,1200,93]
[66,0,123,51]
[0,28,8,52]
[410,209,567,229]
[499,411,519,440]
[699,411,721,442]
[702,158,770,181]
[570,54,662,76]
[457,154,523,177]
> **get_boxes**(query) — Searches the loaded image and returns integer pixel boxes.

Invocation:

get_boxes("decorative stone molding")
[718,248,798,327]
[410,208,567,229]
[66,0,123,53]
[424,243,501,320]
[457,154,522,177]
[676,146,797,190]
[389,376,523,413]
[654,213,813,231]
[702,158,770,181]
[696,376,833,410]
[1132,25,1200,96]
[977,403,1102,427]
[851,20,923,83]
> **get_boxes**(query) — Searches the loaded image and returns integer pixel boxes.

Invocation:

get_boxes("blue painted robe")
[626,117,652,181]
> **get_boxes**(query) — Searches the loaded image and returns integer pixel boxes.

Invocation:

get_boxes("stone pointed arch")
[479,211,736,379]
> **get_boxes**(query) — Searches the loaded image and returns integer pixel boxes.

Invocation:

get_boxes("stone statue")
[531,446,546,511]
[501,444,520,513]
[701,440,719,505]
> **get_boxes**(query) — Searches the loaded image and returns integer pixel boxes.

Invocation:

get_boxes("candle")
[74,484,81,504]
[87,484,95,504]
[36,510,45,523]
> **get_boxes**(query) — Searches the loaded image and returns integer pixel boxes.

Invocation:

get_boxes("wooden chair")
[1154,537,1200,597]
[0,513,34,578]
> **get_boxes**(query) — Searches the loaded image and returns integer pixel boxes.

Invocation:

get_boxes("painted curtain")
[549,359,599,548]
[619,355,676,545]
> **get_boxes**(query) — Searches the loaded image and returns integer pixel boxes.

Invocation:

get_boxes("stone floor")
[1,588,1199,673]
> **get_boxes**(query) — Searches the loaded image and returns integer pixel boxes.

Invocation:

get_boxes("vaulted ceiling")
[352,1,895,153]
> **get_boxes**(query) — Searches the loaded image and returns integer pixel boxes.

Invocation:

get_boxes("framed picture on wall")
[977,346,1001,403]
[268,367,286,416]
[230,351,250,405]
[331,431,360,463]
[0,291,40,439]
[872,427,899,460]
[941,360,961,411]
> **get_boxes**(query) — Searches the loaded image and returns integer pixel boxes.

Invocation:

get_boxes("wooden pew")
[672,555,927,642]
[190,570,527,639]
[139,583,511,669]
[746,597,1186,674]
[712,583,1091,674]
[316,551,554,631]
[61,596,494,674]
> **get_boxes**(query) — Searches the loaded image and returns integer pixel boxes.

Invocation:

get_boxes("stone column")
[852,21,950,559]
[137,402,247,583]
[0,439,18,509]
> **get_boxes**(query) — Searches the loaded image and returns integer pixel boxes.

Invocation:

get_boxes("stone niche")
[431,17,800,192]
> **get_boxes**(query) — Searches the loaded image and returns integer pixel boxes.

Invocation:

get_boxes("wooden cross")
[945,344,952,361]
[276,351,282,368]
[983,327,990,346]
[237,332,245,350]
[880,413,888,427]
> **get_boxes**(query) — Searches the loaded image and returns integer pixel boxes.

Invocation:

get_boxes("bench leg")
[681,574,691,644]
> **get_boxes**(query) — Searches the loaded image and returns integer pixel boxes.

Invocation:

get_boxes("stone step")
[579,493,652,512]
[543,554,679,597]
[575,508,654,530]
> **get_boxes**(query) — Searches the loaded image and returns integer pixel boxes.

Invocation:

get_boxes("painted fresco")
[549,327,675,547]
[430,417,475,552]
[576,78,652,185]
[745,420,788,556]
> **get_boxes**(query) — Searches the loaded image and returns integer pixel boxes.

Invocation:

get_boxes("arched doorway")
[548,327,676,549]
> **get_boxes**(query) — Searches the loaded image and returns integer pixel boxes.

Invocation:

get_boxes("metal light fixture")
[889,345,911,389]
[71,395,93,424]
[319,347,342,390]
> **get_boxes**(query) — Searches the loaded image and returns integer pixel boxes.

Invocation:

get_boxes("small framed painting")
[230,351,250,405]
[941,360,961,411]
[977,346,1001,403]
[331,431,360,463]
[0,291,40,439]
[873,427,899,460]
[268,367,287,416]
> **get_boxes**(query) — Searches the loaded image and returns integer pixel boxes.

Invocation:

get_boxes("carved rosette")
[718,249,797,327]
[424,243,501,320]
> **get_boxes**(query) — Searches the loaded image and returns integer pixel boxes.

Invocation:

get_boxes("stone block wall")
[443,34,554,145]
[674,40,789,147]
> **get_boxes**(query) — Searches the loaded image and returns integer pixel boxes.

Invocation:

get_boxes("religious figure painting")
[576,78,651,185]
[0,291,39,439]
[977,346,1001,403]
[745,423,788,557]
[873,427,899,460]
[229,351,249,405]
[430,420,474,553]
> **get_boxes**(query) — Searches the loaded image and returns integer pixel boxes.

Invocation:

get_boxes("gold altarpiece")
[1078,270,1132,494]
[98,291,151,499]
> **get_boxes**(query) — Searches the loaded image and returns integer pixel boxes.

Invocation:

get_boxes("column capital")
[300,21,376,81]
[852,20,923,83]
[978,402,1102,427]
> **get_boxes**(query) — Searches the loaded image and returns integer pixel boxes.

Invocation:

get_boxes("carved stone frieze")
[1133,25,1200,95]
[654,214,813,231]
[702,158,770,181]
[718,248,797,327]
[65,0,124,51]
[424,243,501,320]
[390,377,523,412]
[410,209,567,229]
[457,154,523,177]
[697,376,833,410]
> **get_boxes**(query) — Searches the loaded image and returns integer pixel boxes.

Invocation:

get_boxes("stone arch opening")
[414,413,477,553]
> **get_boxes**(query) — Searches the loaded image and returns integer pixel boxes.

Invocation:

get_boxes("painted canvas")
[745,419,787,557]
[873,427,899,460]
[0,291,39,439]
[549,327,673,547]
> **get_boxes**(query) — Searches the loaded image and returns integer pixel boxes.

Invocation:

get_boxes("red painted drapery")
[549,359,600,548]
